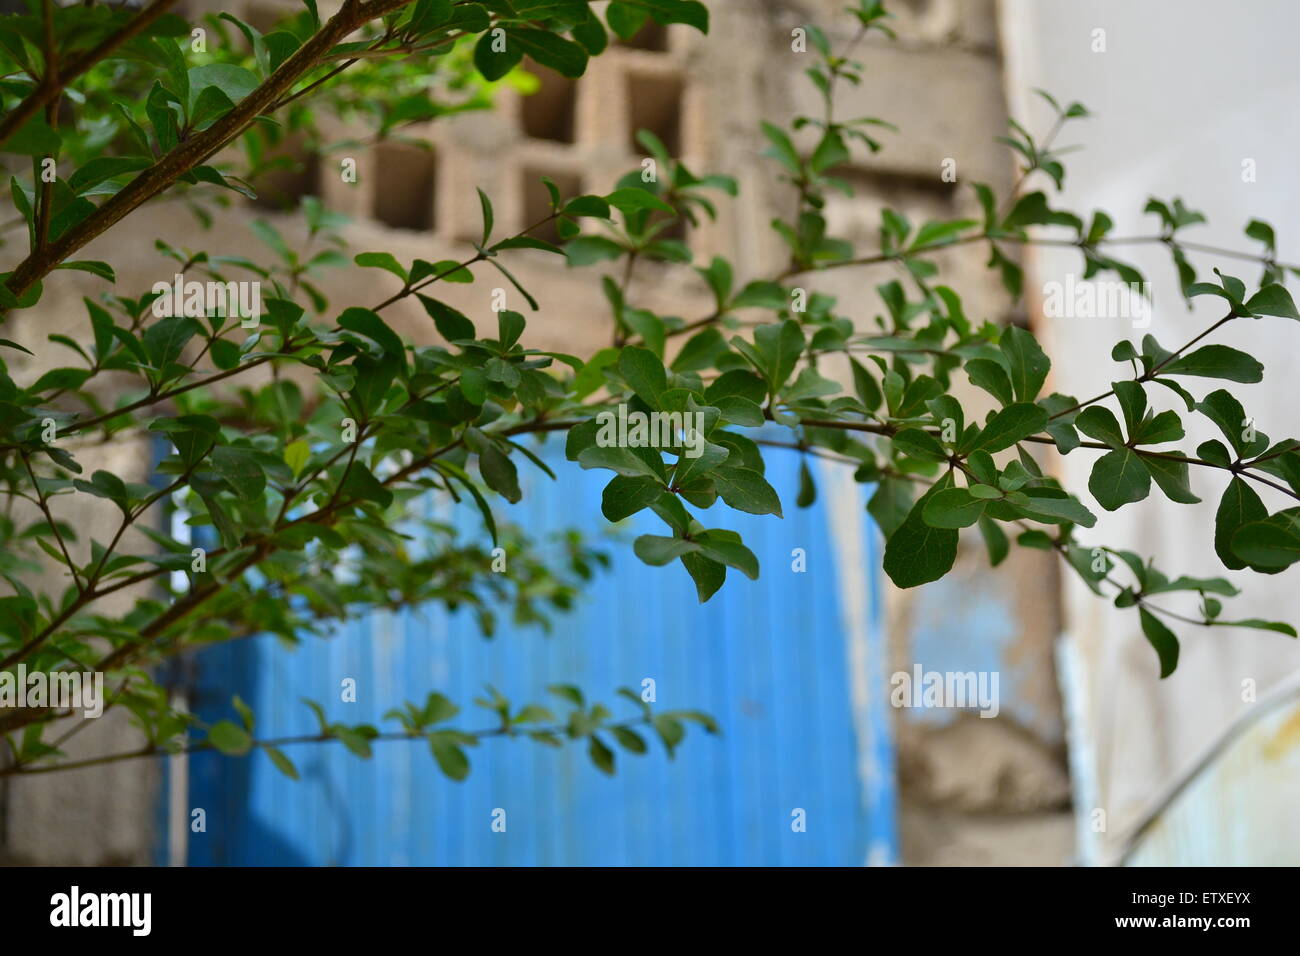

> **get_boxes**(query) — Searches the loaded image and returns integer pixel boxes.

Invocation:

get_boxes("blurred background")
[2,0,1297,866]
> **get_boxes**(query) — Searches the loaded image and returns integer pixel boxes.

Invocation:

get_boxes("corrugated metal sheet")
[1123,677,1300,866]
[183,443,896,865]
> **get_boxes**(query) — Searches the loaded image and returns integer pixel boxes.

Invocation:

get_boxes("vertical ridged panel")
[187,444,895,865]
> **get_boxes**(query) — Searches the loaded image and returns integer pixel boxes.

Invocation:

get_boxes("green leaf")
[186,63,259,115]
[611,725,647,753]
[1002,191,1081,230]
[911,219,978,250]
[339,463,394,509]
[561,195,612,219]
[146,81,179,153]
[713,396,764,428]
[606,186,674,216]
[476,441,521,503]
[1138,608,1180,678]
[999,326,1050,403]
[3,115,61,155]
[622,0,708,31]
[338,307,404,358]
[672,440,729,486]
[422,692,460,725]
[1245,284,1300,319]
[1197,389,1264,458]
[264,746,299,780]
[233,695,255,731]
[67,157,151,195]
[208,720,252,756]
[588,735,616,774]
[849,357,883,411]
[565,235,625,266]
[694,534,759,580]
[486,256,538,309]
[1088,448,1150,511]
[965,358,1014,407]
[339,730,375,760]
[1215,618,1297,637]
[680,552,726,603]
[1111,380,1147,440]
[419,296,476,342]
[618,347,668,409]
[1231,507,1300,570]
[210,445,267,501]
[883,475,959,588]
[1144,574,1237,597]
[1075,406,1126,448]
[1160,345,1263,383]
[354,252,408,283]
[190,84,235,129]
[809,128,849,174]
[1141,454,1201,504]
[436,462,498,545]
[429,733,471,781]
[922,487,986,529]
[472,186,494,245]
[892,428,947,462]
[972,402,1048,453]
[578,445,665,481]
[142,315,200,371]
[199,493,241,549]
[634,534,698,565]
[730,280,787,310]
[1215,477,1268,571]
[284,439,310,478]
[868,478,913,539]
[508,28,588,77]
[977,514,1009,567]
[1013,491,1097,528]
[607,1,649,38]
[796,459,817,508]
[711,466,783,517]
[733,320,803,392]
[1133,410,1183,446]
[652,713,686,759]
[55,260,115,282]
[474,29,524,79]
[601,475,664,521]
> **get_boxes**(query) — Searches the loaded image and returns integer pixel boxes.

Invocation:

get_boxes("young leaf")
[1138,608,1180,678]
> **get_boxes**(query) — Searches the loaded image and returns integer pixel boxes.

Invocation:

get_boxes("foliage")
[0,0,1296,781]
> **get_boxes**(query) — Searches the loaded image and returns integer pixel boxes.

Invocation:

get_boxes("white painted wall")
[1000,0,1300,861]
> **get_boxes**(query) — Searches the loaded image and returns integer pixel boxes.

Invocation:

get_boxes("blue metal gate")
[182,442,897,865]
